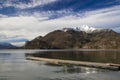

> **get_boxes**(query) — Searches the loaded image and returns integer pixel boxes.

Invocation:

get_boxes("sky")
[0,0,120,46]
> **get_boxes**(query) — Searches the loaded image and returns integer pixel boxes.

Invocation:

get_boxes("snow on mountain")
[61,25,113,33]
[79,25,97,33]
[79,25,114,33]
[62,25,101,33]
[62,28,75,32]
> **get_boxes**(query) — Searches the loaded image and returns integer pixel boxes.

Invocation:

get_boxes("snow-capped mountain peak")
[79,25,97,33]
[78,25,113,33]
[62,25,97,33]
[62,25,113,33]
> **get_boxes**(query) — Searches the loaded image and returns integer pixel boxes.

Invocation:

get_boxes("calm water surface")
[0,49,120,80]
[27,49,120,64]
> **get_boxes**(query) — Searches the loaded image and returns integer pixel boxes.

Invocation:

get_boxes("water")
[0,49,120,80]
[26,49,120,64]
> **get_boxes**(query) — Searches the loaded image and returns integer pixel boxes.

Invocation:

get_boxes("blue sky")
[0,0,120,46]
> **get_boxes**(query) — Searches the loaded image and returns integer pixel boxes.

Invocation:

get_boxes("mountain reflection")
[26,50,120,64]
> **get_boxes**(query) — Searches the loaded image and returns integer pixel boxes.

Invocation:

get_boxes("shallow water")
[0,49,120,80]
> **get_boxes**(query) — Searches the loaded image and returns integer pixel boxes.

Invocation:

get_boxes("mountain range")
[24,25,120,49]
[0,42,18,49]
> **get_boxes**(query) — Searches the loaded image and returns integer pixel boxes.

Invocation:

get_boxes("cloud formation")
[0,0,57,9]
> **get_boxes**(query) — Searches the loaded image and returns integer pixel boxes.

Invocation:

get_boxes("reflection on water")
[26,50,120,64]
[0,49,120,80]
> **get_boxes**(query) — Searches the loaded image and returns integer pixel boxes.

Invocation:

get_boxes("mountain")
[0,42,18,49]
[24,25,120,49]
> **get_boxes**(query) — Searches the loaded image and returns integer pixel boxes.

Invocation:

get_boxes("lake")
[0,49,120,80]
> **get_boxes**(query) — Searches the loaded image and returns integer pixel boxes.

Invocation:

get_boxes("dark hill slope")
[24,29,120,49]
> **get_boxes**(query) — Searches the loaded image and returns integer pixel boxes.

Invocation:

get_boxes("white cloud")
[0,14,8,18]
[2,0,57,9]
[15,0,57,9]
[0,16,52,40]
[0,33,28,46]
[55,5,120,29]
